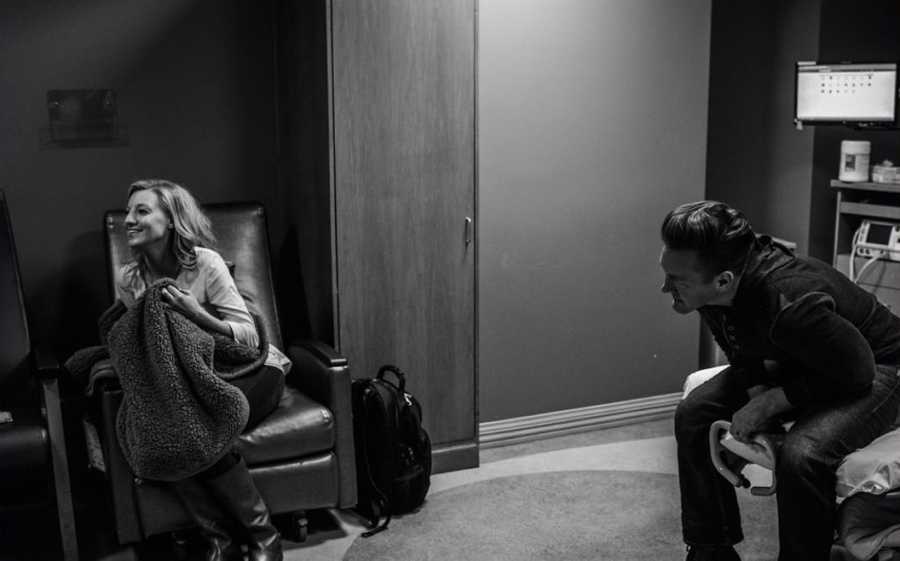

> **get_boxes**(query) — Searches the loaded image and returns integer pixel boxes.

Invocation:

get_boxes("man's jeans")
[675,365,900,561]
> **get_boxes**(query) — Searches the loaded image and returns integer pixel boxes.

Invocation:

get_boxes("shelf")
[833,179,900,314]
[838,201,900,220]
[831,180,900,194]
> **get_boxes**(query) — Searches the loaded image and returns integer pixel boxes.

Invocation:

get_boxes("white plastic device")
[855,220,900,261]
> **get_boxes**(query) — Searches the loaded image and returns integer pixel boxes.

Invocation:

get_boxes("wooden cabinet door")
[330,0,477,471]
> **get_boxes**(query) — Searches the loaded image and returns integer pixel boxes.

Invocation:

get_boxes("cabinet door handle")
[465,217,473,247]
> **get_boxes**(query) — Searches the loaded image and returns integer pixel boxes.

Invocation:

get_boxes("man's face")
[659,246,722,314]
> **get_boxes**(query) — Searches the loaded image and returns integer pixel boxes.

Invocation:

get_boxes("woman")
[118,178,287,561]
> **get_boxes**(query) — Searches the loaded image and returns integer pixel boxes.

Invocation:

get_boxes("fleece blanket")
[69,279,268,482]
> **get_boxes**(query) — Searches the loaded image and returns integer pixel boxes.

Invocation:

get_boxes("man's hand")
[730,387,792,443]
[746,384,769,399]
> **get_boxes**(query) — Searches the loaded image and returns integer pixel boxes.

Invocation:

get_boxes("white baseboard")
[479,392,682,449]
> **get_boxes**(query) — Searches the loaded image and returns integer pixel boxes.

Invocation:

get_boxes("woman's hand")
[161,285,235,339]
[161,285,204,321]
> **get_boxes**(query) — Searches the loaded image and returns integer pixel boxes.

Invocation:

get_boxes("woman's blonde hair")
[127,179,215,272]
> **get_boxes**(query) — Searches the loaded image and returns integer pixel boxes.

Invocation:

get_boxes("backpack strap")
[377,364,407,392]
[357,384,393,537]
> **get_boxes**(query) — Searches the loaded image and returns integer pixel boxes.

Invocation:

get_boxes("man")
[660,201,900,561]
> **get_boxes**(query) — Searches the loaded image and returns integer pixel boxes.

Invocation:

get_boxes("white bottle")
[839,140,871,182]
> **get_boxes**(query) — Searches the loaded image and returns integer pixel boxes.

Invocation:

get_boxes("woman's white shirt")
[116,247,291,374]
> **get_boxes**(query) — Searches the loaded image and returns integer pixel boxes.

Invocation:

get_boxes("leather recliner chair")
[91,202,356,546]
[0,190,79,561]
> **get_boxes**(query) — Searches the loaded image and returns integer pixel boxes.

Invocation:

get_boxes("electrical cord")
[851,224,884,284]
[855,254,882,283]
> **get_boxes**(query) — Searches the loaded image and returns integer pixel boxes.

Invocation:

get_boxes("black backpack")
[351,364,432,536]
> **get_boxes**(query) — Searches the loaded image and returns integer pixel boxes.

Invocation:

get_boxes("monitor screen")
[795,61,898,124]
[868,222,894,246]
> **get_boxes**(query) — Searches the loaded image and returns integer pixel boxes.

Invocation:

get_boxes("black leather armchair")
[0,190,79,560]
[92,202,356,546]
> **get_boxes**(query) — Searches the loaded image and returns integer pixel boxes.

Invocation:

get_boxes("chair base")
[111,453,338,544]
[278,510,308,542]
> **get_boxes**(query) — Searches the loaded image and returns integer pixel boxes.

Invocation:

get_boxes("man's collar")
[730,236,793,309]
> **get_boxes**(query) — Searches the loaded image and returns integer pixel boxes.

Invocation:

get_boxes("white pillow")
[837,427,900,500]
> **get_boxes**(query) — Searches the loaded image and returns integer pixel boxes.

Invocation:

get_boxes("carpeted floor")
[341,470,779,561]
[272,422,791,561]
[77,421,792,560]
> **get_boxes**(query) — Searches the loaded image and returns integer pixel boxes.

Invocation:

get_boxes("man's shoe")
[685,545,741,561]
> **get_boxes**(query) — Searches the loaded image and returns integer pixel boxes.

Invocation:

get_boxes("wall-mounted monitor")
[794,61,898,127]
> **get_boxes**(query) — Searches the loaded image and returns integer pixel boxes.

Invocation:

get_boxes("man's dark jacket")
[699,236,900,408]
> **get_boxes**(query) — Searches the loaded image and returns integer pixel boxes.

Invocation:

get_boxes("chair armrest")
[285,340,357,509]
[93,383,144,543]
[291,340,348,369]
[35,346,80,560]
[284,340,349,409]
[33,343,62,379]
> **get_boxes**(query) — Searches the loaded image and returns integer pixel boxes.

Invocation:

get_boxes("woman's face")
[124,190,172,250]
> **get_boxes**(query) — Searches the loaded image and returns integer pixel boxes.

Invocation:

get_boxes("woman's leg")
[200,453,283,561]
[171,472,242,561]
[228,366,285,430]
[176,367,285,560]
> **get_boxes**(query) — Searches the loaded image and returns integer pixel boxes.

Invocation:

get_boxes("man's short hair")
[660,201,756,279]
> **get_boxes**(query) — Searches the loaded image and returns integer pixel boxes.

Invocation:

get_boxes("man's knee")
[675,396,715,441]
[777,434,830,479]
[682,366,728,399]
[676,366,735,442]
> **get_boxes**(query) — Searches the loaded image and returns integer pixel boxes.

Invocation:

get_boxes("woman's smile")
[124,190,171,249]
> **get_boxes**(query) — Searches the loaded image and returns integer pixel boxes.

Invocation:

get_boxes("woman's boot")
[204,456,283,561]
[171,477,243,561]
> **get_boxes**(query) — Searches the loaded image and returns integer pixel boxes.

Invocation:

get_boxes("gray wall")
[478,0,712,421]
[706,0,820,255]
[0,0,282,356]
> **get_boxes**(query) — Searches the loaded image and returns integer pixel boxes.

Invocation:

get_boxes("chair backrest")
[103,202,283,350]
[0,190,32,396]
